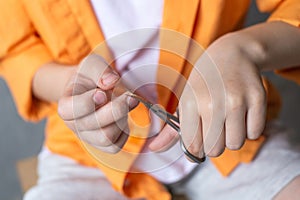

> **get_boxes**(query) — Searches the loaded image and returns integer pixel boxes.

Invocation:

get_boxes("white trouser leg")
[169,121,300,200]
[23,148,128,200]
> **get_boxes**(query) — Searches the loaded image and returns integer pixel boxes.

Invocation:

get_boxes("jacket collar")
[70,0,200,109]
[158,0,200,108]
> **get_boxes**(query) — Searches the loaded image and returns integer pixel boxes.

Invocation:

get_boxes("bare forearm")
[32,63,75,102]
[226,21,300,71]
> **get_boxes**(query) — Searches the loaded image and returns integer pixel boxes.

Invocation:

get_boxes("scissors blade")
[127,93,180,130]
[127,93,167,121]
[127,93,153,110]
[127,92,205,164]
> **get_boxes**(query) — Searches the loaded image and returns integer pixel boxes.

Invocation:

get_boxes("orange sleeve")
[0,0,54,122]
[256,0,300,85]
[257,0,300,27]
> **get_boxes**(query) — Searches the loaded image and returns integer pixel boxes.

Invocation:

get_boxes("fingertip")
[126,95,139,109]
[185,155,201,163]
[247,119,265,140]
[148,139,174,153]
[148,139,161,152]
[246,107,266,140]
[247,131,262,140]
[99,71,120,89]
[93,90,107,106]
[148,135,166,152]
[57,97,69,120]
[148,125,179,152]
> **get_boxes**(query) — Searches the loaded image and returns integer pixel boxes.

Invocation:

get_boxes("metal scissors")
[127,93,205,164]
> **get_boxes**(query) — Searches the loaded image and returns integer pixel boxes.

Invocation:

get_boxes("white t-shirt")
[91,0,196,184]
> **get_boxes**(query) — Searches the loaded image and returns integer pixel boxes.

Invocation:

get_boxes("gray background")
[0,1,300,199]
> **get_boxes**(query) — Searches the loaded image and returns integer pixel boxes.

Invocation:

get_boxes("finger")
[225,106,247,150]
[58,89,107,120]
[184,116,204,162]
[93,130,129,154]
[148,124,179,152]
[204,124,225,157]
[78,118,128,147]
[246,98,267,140]
[73,93,138,131]
[201,104,225,157]
[78,54,120,90]
[180,94,204,160]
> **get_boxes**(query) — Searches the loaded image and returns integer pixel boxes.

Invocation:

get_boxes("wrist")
[218,31,268,71]
[33,63,76,102]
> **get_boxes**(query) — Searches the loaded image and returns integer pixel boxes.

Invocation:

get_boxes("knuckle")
[95,109,108,127]
[78,98,91,111]
[97,125,124,146]
[184,99,198,111]
[111,107,123,119]
[96,130,114,147]
[198,99,213,114]
[226,94,244,111]
[250,87,266,106]
[111,101,128,119]
[77,117,94,131]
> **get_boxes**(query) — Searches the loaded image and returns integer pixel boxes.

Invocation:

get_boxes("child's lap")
[24,121,300,200]
[23,148,128,200]
[170,121,300,200]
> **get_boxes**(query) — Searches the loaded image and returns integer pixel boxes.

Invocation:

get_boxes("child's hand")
[150,33,267,159]
[58,54,138,153]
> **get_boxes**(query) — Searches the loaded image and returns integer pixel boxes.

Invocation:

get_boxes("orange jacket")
[0,0,299,199]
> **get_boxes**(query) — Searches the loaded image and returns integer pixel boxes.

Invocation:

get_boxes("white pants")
[24,121,300,200]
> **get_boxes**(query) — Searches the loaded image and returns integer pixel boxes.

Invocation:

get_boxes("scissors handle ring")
[127,93,205,163]
[178,135,206,163]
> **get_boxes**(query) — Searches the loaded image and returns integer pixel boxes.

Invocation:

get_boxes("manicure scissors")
[128,93,206,164]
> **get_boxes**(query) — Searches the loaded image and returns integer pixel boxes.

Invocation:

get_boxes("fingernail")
[199,147,205,159]
[93,91,107,106]
[101,72,119,86]
[198,152,206,161]
[127,95,139,108]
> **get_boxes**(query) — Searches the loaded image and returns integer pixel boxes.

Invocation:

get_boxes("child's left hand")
[150,32,267,159]
[150,21,300,160]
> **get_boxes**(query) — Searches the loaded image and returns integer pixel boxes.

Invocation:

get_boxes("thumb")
[79,54,120,91]
[149,124,179,152]
[98,68,120,90]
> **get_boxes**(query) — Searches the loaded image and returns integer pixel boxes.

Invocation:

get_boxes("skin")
[150,21,300,156]
[32,21,300,198]
[34,55,139,153]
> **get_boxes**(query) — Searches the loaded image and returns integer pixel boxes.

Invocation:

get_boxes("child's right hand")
[58,54,138,153]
